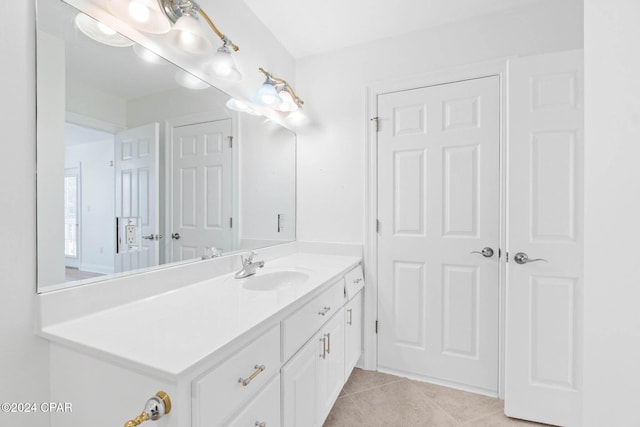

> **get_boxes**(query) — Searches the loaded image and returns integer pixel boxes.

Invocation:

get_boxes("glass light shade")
[174,70,209,90]
[74,13,134,47]
[277,90,298,112]
[107,0,170,34]
[132,44,165,64]
[210,46,241,81]
[287,108,309,126]
[128,1,150,22]
[225,98,260,115]
[169,14,211,55]
[256,83,282,106]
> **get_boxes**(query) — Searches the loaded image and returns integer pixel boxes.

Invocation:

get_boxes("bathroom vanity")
[38,245,364,426]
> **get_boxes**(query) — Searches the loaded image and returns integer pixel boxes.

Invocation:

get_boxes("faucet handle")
[242,251,258,266]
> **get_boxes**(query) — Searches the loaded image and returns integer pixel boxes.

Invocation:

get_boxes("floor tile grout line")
[407,380,461,425]
[341,377,408,397]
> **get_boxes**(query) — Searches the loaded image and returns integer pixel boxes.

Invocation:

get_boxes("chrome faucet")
[234,251,265,279]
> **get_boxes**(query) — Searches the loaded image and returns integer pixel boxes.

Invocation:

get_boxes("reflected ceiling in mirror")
[36,0,296,293]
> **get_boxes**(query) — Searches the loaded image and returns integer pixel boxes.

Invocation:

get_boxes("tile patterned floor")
[324,369,547,427]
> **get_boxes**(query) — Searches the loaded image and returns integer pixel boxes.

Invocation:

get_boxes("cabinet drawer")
[193,324,280,427]
[344,265,364,300]
[283,279,344,360]
[226,374,281,427]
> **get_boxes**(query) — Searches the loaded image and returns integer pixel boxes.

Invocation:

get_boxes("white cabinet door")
[317,307,345,424]
[344,291,363,378]
[282,331,322,427]
[505,50,583,426]
[227,374,281,427]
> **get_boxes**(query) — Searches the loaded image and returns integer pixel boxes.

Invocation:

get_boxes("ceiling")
[243,0,546,58]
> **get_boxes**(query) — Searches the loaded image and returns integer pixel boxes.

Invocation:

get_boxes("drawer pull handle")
[320,336,327,359]
[238,364,266,387]
[255,422,266,427]
[318,306,331,316]
[347,308,353,325]
[354,277,363,284]
[325,333,331,354]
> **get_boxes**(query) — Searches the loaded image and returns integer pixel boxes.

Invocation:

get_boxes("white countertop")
[40,253,361,378]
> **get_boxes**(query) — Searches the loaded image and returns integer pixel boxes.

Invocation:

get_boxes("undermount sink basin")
[242,270,310,291]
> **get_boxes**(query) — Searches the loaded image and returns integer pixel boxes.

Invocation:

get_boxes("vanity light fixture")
[107,0,170,34]
[74,13,135,47]
[257,68,306,120]
[158,0,242,80]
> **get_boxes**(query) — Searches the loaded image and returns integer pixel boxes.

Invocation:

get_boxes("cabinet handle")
[325,333,331,355]
[320,336,327,359]
[318,306,331,316]
[347,308,353,325]
[255,422,266,427]
[354,277,363,284]
[238,364,266,387]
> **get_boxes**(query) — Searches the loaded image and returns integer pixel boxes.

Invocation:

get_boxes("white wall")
[0,1,50,426]
[65,138,116,274]
[295,0,584,244]
[583,0,640,424]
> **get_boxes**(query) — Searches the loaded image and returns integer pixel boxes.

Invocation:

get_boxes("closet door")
[505,50,584,426]
[377,76,501,393]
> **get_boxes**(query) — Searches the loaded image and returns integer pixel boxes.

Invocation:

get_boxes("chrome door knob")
[513,252,548,265]
[470,247,494,258]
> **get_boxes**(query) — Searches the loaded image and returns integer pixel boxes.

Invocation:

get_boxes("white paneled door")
[377,76,500,393]
[505,50,583,426]
[114,123,160,273]
[170,119,233,261]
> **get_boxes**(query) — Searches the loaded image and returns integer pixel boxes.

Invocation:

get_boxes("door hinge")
[228,136,233,148]
[370,117,380,132]
[375,320,379,334]
[229,217,233,228]
[376,219,381,233]
[505,251,509,263]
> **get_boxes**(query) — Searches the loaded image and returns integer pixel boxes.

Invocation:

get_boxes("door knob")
[470,247,494,258]
[513,252,548,265]
[171,233,180,240]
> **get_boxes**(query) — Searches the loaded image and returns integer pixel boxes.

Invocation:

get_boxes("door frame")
[165,112,238,263]
[364,59,508,397]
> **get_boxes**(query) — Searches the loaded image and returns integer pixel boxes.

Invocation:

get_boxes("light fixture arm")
[258,67,305,106]
[197,8,239,51]
[158,0,239,51]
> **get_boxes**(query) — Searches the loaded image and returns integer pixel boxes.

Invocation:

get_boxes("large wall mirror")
[36,0,296,292]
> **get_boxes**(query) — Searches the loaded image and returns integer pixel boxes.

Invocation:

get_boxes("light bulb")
[257,83,282,106]
[170,14,211,55]
[210,46,241,81]
[277,90,298,112]
[287,109,308,126]
[107,0,170,34]
[128,1,150,22]
[97,22,117,35]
